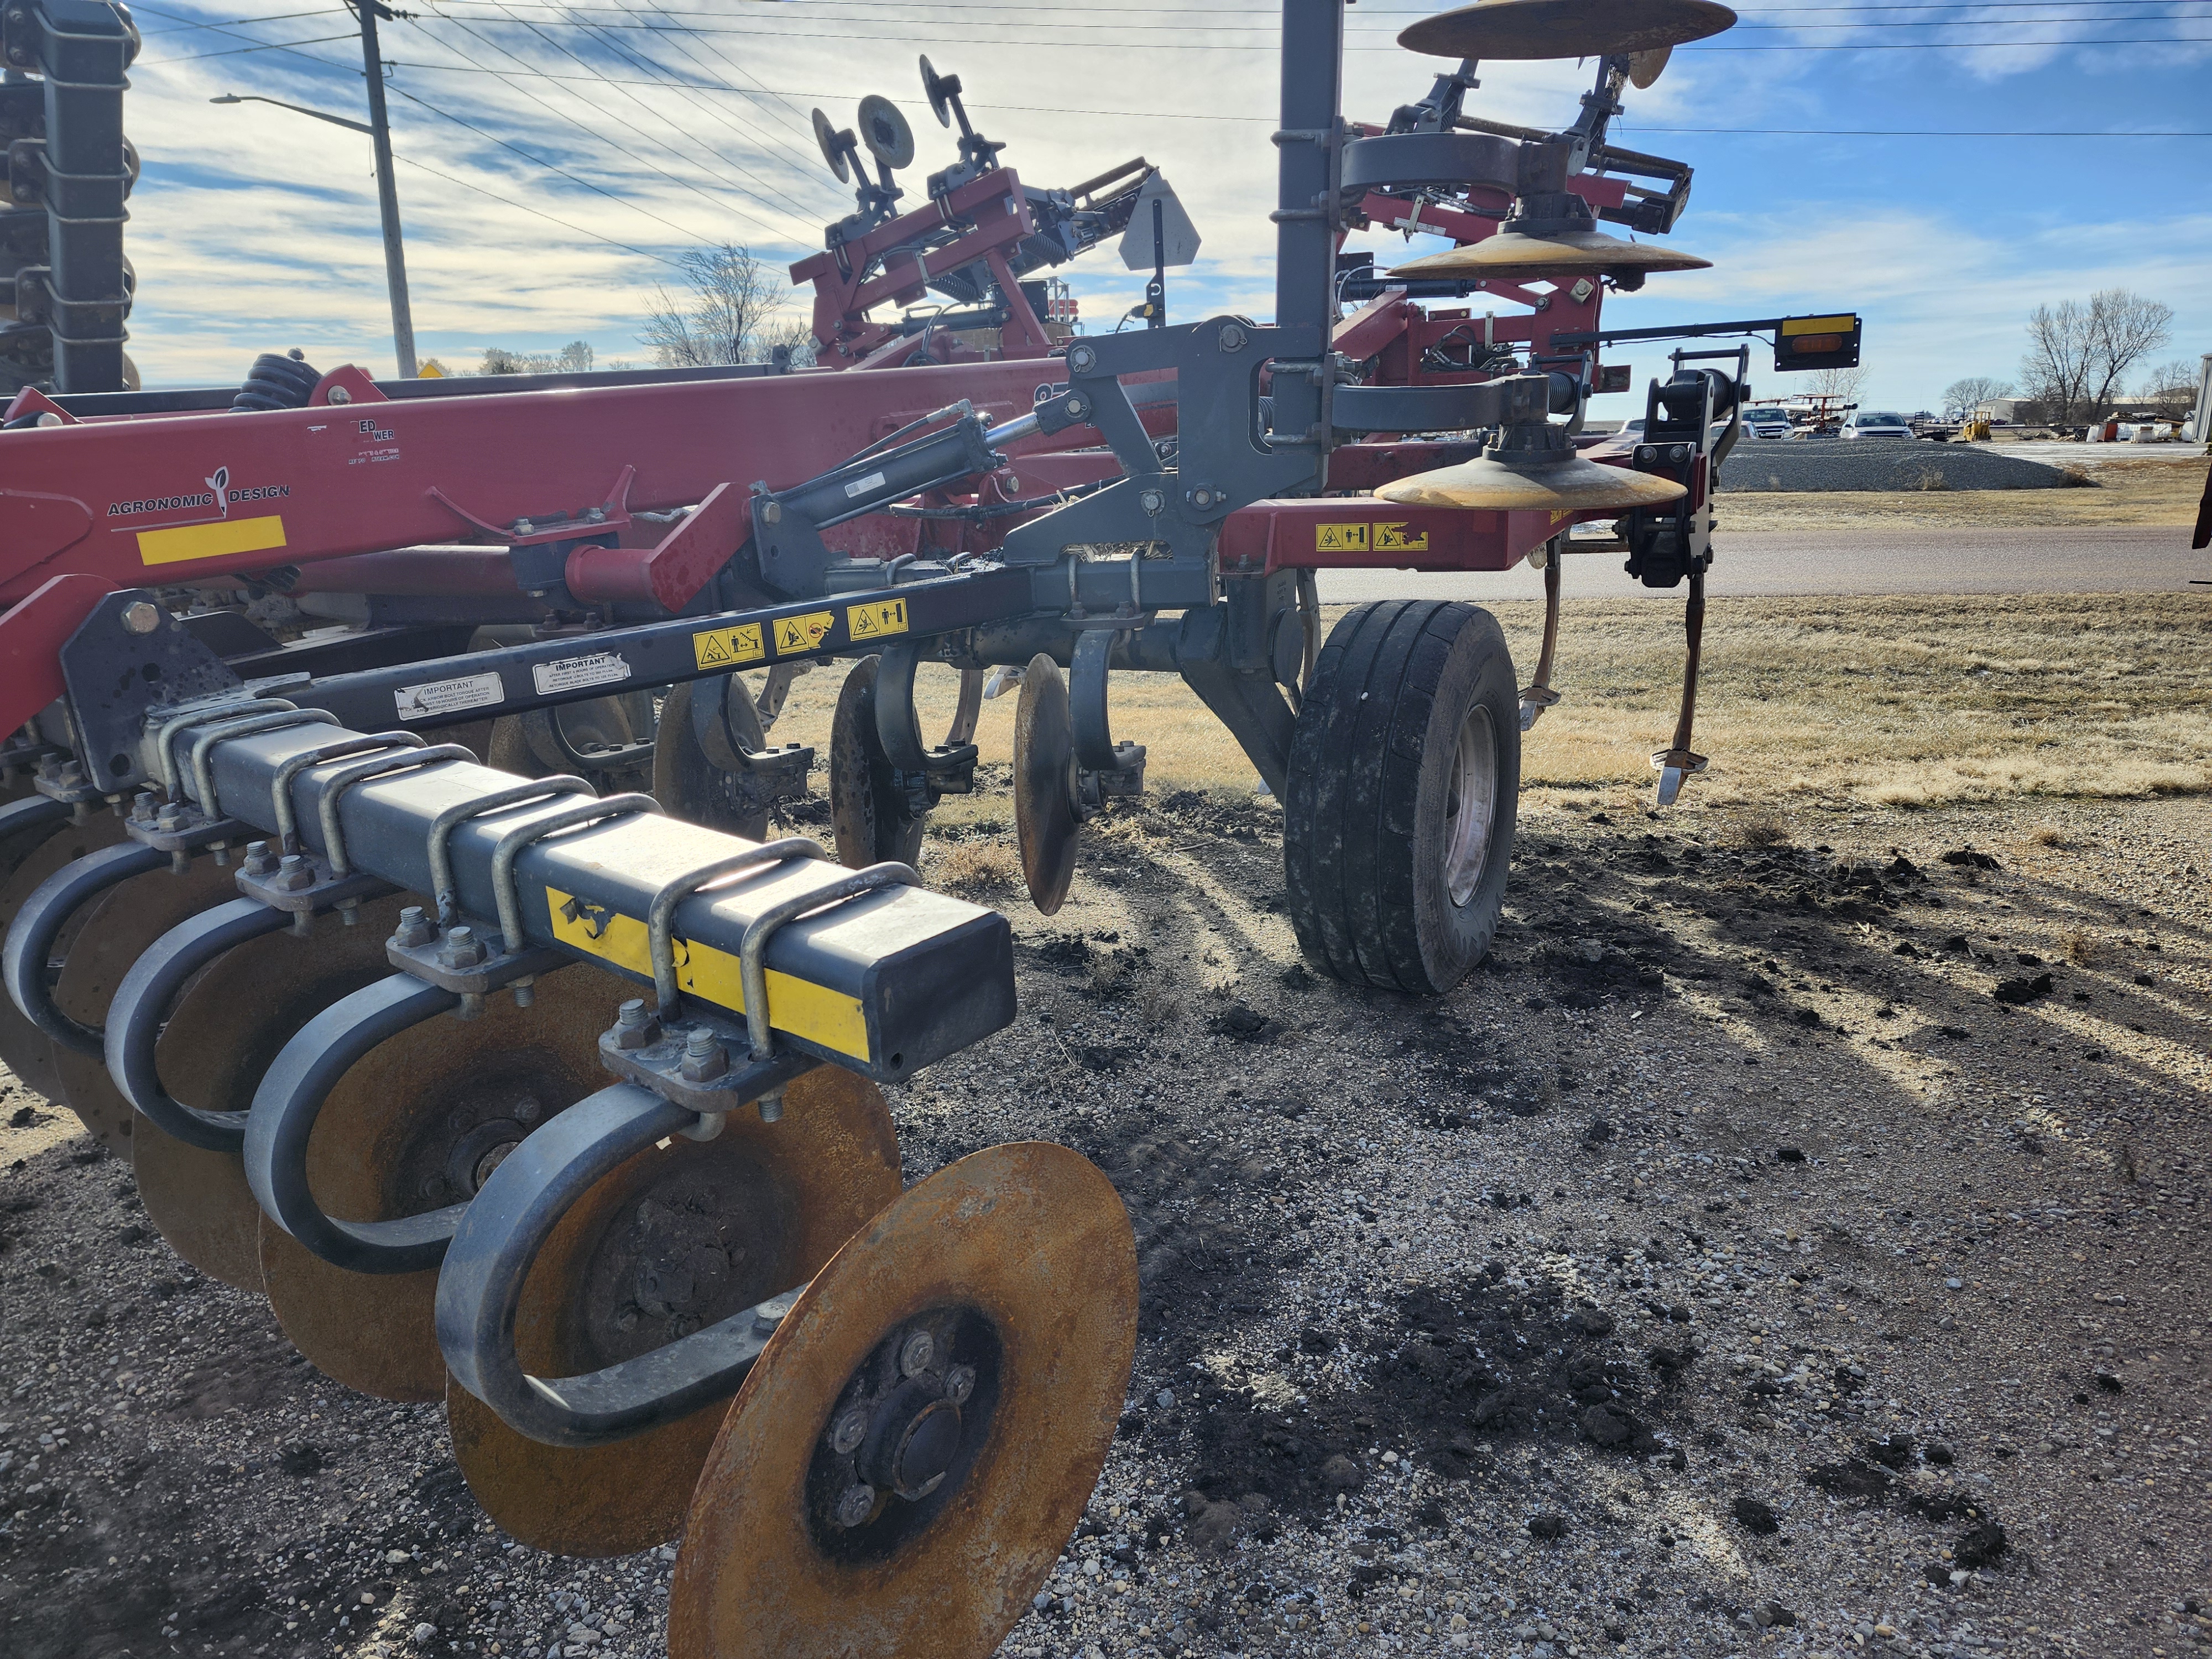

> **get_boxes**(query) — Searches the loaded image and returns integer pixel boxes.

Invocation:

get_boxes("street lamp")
[211,77,419,377]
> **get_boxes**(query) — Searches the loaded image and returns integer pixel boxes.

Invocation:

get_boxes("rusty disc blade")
[1399,0,1736,60]
[827,656,926,870]
[52,858,238,1155]
[0,811,127,1104]
[667,1141,1138,1659]
[134,894,414,1292]
[1629,42,1672,86]
[261,961,628,1402]
[448,1065,903,1557]
[653,678,772,842]
[1392,228,1712,280]
[1376,452,1689,512]
[1012,656,1079,916]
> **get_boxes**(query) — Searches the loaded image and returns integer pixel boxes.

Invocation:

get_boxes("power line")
[144,30,362,61]
[391,151,692,267]
[138,8,343,35]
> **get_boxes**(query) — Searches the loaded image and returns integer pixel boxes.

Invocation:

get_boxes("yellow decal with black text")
[545,887,869,1061]
[847,597,907,641]
[1551,508,1574,526]
[1372,521,1429,554]
[774,610,836,655]
[692,620,764,670]
[1315,521,1370,554]
[136,514,288,567]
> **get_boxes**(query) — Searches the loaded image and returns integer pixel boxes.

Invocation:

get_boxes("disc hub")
[806,1307,999,1557]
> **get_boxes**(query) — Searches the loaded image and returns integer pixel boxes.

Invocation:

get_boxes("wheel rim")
[1443,704,1498,908]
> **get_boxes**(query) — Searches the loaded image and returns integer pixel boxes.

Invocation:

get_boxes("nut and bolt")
[1065,394,1087,419]
[1139,489,1165,517]
[391,905,436,948]
[943,1364,977,1405]
[326,385,352,404]
[513,1095,542,1125]
[129,790,157,822]
[614,998,660,1050]
[57,760,86,787]
[154,802,185,831]
[833,1483,878,1528]
[1189,486,1217,509]
[120,601,162,636]
[512,518,535,537]
[898,1329,935,1379]
[759,500,783,525]
[1218,322,1248,352]
[829,1407,870,1455]
[438,925,487,968]
[1067,344,1096,373]
[271,854,315,891]
[241,840,277,876]
[679,1025,729,1083]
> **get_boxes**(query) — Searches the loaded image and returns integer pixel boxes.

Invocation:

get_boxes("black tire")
[1284,601,1519,993]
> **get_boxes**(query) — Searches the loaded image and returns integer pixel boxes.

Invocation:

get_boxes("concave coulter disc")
[0,811,127,1105]
[447,1065,902,1558]
[667,1141,1138,1659]
[53,858,238,1155]
[259,961,627,1403]
[132,895,412,1292]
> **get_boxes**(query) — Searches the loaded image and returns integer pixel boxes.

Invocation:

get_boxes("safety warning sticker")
[1371,522,1429,554]
[532,652,632,696]
[394,670,504,722]
[1315,521,1369,553]
[847,597,907,641]
[692,621,765,670]
[773,610,836,655]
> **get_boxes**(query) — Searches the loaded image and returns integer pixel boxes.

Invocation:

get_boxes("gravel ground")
[2,787,2208,1659]
[1719,445,2071,493]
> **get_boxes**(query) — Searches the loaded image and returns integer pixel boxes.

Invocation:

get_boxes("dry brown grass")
[2025,822,2068,847]
[750,592,2212,821]
[1723,805,1795,847]
[928,838,1020,896]
[2060,927,2104,966]
[1717,455,2203,531]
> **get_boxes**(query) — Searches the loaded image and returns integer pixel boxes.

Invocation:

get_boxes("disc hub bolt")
[614,998,661,1050]
[833,1483,878,1527]
[898,1328,935,1379]
[679,1026,728,1083]
[241,839,277,876]
[829,1406,870,1455]
[943,1363,977,1405]
[272,854,315,892]
[439,925,487,968]
[391,906,436,948]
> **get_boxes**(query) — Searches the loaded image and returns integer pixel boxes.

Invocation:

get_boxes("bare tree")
[640,244,812,367]
[2085,289,2173,414]
[1807,364,1867,405]
[474,340,595,376]
[2137,358,2202,413]
[1941,375,2013,420]
[2020,299,2096,425]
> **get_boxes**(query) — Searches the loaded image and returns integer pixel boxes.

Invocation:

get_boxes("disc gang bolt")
[614,998,660,1050]
[943,1364,977,1405]
[391,905,436,948]
[899,1329,935,1379]
[514,1095,541,1125]
[438,925,487,969]
[829,1406,870,1455]
[834,1483,878,1527]
[272,854,315,892]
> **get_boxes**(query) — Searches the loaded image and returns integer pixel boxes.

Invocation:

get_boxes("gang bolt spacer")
[899,1328,935,1379]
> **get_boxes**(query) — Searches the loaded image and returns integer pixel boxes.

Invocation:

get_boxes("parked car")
[1841,410,1915,440]
[1741,409,1792,439]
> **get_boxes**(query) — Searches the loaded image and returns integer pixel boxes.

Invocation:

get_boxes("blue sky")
[118,0,2210,411]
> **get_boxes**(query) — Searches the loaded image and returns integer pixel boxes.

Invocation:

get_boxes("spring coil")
[231,348,323,413]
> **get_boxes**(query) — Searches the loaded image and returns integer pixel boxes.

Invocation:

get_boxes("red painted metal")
[1218,497,1609,578]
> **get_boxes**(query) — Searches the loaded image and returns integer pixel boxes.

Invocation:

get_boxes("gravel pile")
[1719,443,2073,494]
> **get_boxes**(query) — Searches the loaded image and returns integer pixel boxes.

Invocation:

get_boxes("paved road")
[1316,523,2209,603]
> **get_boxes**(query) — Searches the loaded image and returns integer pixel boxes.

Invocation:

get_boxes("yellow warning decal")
[136,514,288,567]
[692,620,765,670]
[1372,522,1429,554]
[773,609,836,655]
[847,597,907,641]
[1781,314,1855,336]
[1550,508,1575,526]
[1315,521,1370,554]
[544,887,870,1061]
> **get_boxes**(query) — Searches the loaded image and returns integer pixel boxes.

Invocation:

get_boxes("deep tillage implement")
[2,0,1863,1648]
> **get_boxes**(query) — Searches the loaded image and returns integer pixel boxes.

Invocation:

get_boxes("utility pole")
[352,0,417,377]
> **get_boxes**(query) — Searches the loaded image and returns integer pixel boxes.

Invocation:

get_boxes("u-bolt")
[104,896,298,1149]
[1,841,169,1054]
[242,971,467,1274]
[435,1078,808,1448]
